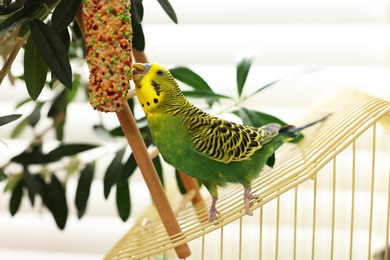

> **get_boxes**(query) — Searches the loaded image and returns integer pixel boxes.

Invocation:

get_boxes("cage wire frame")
[105,90,390,260]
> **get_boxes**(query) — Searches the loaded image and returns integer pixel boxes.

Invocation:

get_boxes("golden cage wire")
[105,90,390,260]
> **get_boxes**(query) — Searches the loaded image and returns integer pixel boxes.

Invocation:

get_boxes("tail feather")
[281,113,331,137]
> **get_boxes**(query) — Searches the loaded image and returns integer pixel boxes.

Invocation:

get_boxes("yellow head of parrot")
[132,63,182,114]
[132,63,186,115]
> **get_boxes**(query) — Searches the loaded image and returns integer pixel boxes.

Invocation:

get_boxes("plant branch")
[0,0,62,87]
[0,37,24,86]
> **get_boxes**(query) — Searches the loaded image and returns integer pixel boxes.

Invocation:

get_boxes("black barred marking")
[182,104,280,163]
[158,89,282,163]
[224,121,232,128]
[218,127,228,133]
[151,80,161,96]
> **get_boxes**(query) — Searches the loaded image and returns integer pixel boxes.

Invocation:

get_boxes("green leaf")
[103,147,126,199]
[13,144,97,167]
[51,0,81,32]
[71,20,83,40]
[0,169,6,182]
[9,179,23,216]
[182,90,231,101]
[139,125,154,146]
[48,89,68,140]
[109,126,124,137]
[109,119,148,137]
[24,35,48,100]
[0,114,21,126]
[15,98,32,109]
[116,181,131,221]
[131,0,144,23]
[132,19,145,51]
[3,174,22,192]
[11,145,54,165]
[28,104,42,127]
[75,163,94,219]
[127,97,135,112]
[170,67,224,106]
[18,18,31,37]
[3,0,12,7]
[266,153,276,167]
[0,4,40,34]
[55,120,65,140]
[57,28,71,51]
[156,0,177,24]
[153,156,164,187]
[23,168,45,206]
[0,1,23,15]
[250,68,321,97]
[92,125,113,139]
[11,117,28,138]
[47,144,97,160]
[175,169,186,195]
[236,55,254,97]
[170,66,212,91]
[25,0,57,7]
[30,19,73,89]
[121,153,137,180]
[68,74,81,100]
[41,174,68,229]
[236,107,287,127]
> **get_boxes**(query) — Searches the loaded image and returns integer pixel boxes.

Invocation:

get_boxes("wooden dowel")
[75,7,85,38]
[148,146,159,160]
[132,48,148,62]
[178,171,204,205]
[174,189,196,216]
[117,104,191,259]
[178,171,208,222]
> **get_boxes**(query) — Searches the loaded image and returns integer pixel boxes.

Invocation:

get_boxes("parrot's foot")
[208,196,220,222]
[244,187,258,216]
[208,207,220,222]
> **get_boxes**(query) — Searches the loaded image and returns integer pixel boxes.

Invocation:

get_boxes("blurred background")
[1,0,390,259]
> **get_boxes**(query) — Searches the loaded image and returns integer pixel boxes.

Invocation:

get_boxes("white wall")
[1,0,390,259]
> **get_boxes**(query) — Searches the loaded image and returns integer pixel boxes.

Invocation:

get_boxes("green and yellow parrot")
[132,63,329,222]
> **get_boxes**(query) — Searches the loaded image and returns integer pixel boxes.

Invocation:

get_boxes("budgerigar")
[132,63,329,222]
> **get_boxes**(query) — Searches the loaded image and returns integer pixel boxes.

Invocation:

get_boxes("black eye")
[157,70,164,76]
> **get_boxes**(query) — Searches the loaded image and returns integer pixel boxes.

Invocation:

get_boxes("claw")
[208,196,220,222]
[244,187,258,216]
[208,207,220,222]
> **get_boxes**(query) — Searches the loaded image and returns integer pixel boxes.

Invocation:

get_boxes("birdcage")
[105,90,390,260]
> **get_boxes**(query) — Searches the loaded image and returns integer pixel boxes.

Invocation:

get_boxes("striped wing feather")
[187,114,280,164]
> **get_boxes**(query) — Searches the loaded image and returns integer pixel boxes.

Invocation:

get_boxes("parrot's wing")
[188,115,280,164]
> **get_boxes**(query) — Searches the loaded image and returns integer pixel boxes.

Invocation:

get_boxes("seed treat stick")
[76,1,191,258]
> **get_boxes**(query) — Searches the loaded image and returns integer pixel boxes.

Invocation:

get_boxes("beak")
[132,63,150,83]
